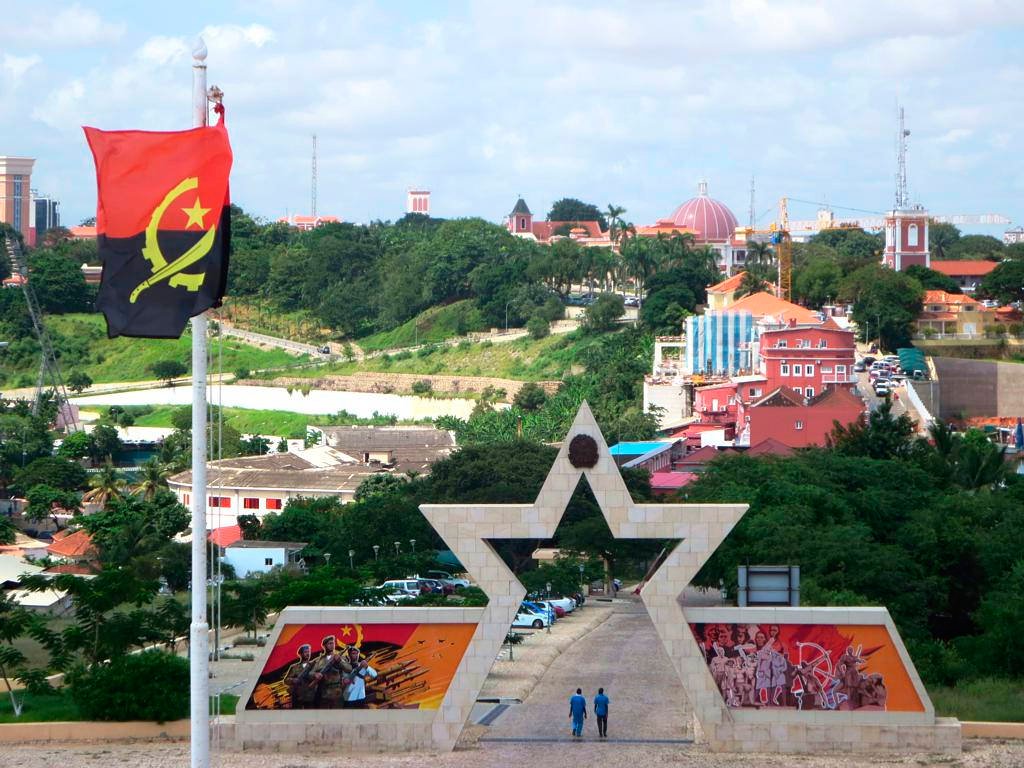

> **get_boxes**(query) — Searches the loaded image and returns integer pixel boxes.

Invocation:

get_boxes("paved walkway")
[483,597,692,743]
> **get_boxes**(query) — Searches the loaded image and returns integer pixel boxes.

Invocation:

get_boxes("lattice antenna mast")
[748,176,756,229]
[311,133,318,218]
[2,235,78,431]
[895,106,910,209]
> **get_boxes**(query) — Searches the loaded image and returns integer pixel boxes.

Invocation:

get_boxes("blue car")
[522,600,556,624]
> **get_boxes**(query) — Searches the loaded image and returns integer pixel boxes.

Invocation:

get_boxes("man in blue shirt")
[594,687,609,738]
[569,688,587,737]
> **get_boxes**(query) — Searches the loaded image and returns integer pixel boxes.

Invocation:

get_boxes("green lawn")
[125,404,427,438]
[12,314,310,386]
[276,329,608,384]
[0,689,238,723]
[929,678,1024,722]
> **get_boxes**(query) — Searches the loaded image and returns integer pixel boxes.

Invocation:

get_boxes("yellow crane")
[734,196,792,301]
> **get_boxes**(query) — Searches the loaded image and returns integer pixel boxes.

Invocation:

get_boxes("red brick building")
[746,386,865,448]
[759,318,857,400]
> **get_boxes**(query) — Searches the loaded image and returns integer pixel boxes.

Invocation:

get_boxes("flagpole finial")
[192,37,207,63]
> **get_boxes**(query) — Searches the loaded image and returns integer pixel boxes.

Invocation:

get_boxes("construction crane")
[733,196,793,301]
[787,204,1011,233]
[2,234,79,432]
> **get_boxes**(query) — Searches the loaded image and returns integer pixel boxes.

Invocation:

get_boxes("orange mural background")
[246,622,477,711]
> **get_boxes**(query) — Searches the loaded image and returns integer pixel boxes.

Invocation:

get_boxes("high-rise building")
[33,192,60,240]
[407,189,430,215]
[0,156,35,244]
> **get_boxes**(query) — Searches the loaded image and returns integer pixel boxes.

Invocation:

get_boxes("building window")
[520,217,526,229]
[265,498,283,510]
[243,498,260,510]
[818,338,827,348]
[744,415,750,423]
[182,493,190,506]
[728,396,735,405]
[805,364,814,377]
[752,388,762,397]
[821,366,833,373]
[799,339,810,348]
[264,558,273,566]
[908,223,919,247]
[209,496,231,508]
[795,420,804,430]
[793,364,802,376]
[776,340,788,348]
[780,364,790,376]
[806,387,815,398]
[794,387,802,395]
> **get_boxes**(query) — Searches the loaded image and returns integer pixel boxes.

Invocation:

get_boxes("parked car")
[319,345,331,355]
[624,296,641,308]
[425,570,471,589]
[545,596,577,614]
[874,382,891,397]
[533,599,566,618]
[522,600,556,624]
[380,579,422,595]
[417,578,453,595]
[511,610,550,629]
[853,361,866,372]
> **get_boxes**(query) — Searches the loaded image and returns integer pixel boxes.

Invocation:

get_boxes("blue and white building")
[685,310,755,375]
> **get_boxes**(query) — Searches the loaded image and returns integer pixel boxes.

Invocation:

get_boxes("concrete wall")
[930,357,1024,418]
[223,546,291,578]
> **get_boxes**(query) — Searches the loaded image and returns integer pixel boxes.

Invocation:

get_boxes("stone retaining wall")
[254,372,560,399]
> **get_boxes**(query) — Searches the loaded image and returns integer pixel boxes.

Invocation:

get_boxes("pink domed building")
[638,181,748,273]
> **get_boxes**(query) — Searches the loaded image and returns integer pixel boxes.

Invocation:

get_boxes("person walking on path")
[569,688,587,738]
[594,687,609,738]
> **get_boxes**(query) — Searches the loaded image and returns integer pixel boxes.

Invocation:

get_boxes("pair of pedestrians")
[569,687,609,738]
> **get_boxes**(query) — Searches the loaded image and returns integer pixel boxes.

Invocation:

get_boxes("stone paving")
[483,596,692,743]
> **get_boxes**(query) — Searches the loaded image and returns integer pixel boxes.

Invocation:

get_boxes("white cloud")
[936,128,973,144]
[2,54,41,81]
[1,3,125,46]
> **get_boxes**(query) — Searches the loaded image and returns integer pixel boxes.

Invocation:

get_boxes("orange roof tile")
[923,290,982,307]
[728,291,820,323]
[46,529,95,559]
[707,271,746,294]
[68,225,97,239]
[208,525,242,548]
[930,260,997,277]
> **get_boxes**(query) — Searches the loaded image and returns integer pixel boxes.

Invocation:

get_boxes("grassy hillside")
[3,314,308,386]
[356,300,488,353]
[275,329,615,383]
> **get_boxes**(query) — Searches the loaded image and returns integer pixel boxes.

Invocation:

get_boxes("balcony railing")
[821,374,859,384]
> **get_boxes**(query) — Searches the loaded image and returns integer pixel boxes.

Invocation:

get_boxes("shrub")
[1008,322,1024,339]
[416,345,437,358]
[68,651,189,722]
[480,340,493,348]
[993,323,1007,337]
[513,382,547,411]
[393,350,413,361]
[540,295,566,322]
[457,339,472,351]
[234,367,250,380]
[411,379,433,395]
[527,314,550,340]
[582,293,625,333]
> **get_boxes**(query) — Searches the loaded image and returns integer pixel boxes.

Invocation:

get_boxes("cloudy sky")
[3,0,1022,232]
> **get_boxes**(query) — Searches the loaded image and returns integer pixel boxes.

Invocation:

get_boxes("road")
[483,596,693,743]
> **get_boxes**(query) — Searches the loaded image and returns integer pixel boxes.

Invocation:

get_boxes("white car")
[381,579,421,594]
[511,610,550,629]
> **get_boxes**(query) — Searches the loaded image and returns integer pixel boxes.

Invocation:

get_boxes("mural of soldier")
[283,644,318,709]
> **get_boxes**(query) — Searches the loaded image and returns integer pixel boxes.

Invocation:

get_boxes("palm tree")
[132,458,170,501]
[692,244,721,274]
[83,461,127,507]
[605,204,627,244]
[746,240,774,268]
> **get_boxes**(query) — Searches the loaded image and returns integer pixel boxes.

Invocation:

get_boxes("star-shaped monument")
[420,402,748,749]
[181,196,210,229]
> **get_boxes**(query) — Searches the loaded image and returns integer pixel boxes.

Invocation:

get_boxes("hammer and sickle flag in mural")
[84,111,232,338]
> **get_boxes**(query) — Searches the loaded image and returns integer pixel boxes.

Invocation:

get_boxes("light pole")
[504,302,511,334]
[394,540,401,557]
[578,563,585,597]
[373,544,380,561]
[348,549,355,570]
[409,539,416,553]
[323,552,331,568]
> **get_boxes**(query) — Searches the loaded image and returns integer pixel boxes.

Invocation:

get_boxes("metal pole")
[189,36,210,768]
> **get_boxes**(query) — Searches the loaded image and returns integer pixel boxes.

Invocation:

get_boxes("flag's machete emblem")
[129,177,215,303]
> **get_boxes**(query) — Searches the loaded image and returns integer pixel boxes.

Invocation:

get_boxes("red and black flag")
[84,112,233,338]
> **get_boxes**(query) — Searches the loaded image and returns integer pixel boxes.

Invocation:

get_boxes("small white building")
[222,540,307,578]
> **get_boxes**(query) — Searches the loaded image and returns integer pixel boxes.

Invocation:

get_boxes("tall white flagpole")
[190,36,211,768]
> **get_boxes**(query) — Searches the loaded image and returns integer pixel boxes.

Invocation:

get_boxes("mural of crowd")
[689,623,924,713]
[246,622,476,711]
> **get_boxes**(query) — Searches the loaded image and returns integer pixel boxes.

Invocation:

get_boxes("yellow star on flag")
[181,197,211,229]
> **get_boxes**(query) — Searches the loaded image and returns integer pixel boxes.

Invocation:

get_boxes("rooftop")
[225,540,307,551]
[728,291,820,323]
[707,271,746,294]
[46,529,95,560]
[609,441,675,456]
[930,260,998,277]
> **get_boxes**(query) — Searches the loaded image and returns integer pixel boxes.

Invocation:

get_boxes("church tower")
[508,197,533,235]
[882,107,930,271]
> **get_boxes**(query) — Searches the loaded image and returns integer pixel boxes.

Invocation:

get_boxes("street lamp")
[372,544,380,561]
[348,549,355,570]
[578,563,585,596]
[394,540,401,556]
[324,552,331,568]
[504,301,512,334]
[409,539,416,553]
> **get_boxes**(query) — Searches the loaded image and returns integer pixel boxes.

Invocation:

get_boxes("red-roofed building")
[744,437,795,457]
[208,524,242,548]
[916,290,997,338]
[505,197,610,247]
[649,471,698,495]
[47,529,96,563]
[729,291,820,325]
[930,260,997,292]
[745,385,865,448]
[706,271,749,311]
[68,225,97,240]
[277,214,342,231]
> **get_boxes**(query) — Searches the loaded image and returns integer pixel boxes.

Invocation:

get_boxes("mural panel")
[689,622,924,712]
[246,622,477,711]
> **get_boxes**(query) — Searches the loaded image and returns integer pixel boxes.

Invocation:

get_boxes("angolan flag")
[84,112,232,338]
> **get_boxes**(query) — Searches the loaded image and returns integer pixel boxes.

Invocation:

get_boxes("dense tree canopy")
[839,264,923,350]
[546,198,608,229]
[980,260,1024,304]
